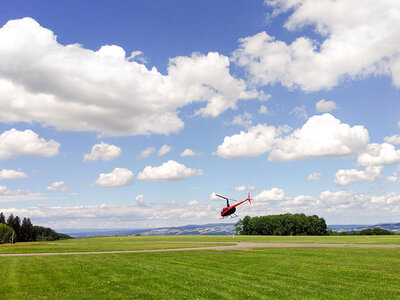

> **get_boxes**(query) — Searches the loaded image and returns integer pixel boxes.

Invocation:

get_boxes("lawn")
[2,235,400,254]
[1,246,399,299]
[0,236,233,254]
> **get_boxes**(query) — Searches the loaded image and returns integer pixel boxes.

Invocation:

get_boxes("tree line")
[235,213,328,236]
[327,227,395,235]
[0,212,71,244]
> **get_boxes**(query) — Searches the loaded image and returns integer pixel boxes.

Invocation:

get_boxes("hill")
[61,222,400,238]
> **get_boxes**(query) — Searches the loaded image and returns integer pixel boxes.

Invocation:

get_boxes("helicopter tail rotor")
[247,192,252,204]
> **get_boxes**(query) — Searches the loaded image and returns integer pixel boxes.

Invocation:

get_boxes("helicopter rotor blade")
[215,193,228,200]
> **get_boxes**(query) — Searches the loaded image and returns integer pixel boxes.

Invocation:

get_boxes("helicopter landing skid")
[221,213,238,219]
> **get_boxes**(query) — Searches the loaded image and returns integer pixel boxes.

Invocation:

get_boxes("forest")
[0,212,71,244]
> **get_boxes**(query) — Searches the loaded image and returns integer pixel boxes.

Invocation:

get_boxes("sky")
[0,0,400,229]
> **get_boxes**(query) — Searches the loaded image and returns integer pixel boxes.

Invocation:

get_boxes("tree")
[0,223,16,244]
[20,217,34,242]
[0,212,5,224]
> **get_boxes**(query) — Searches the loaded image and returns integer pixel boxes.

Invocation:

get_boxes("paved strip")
[1,242,400,257]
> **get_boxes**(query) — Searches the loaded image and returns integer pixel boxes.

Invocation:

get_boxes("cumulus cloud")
[259,105,268,114]
[47,181,69,191]
[357,143,400,166]
[0,169,28,180]
[235,185,246,192]
[137,147,155,159]
[215,124,276,159]
[334,166,383,186]
[0,185,40,203]
[233,1,400,91]
[269,113,369,161]
[254,188,285,201]
[384,135,400,145]
[209,192,220,201]
[0,201,217,229]
[4,188,400,227]
[316,99,338,112]
[180,149,197,157]
[387,173,399,183]
[158,145,171,156]
[0,128,60,160]
[137,160,204,181]
[94,168,134,187]
[83,142,121,162]
[135,194,145,206]
[307,172,322,181]
[228,111,252,127]
[290,105,308,119]
[0,18,259,136]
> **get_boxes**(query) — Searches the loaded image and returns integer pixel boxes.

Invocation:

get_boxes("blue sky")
[0,0,400,229]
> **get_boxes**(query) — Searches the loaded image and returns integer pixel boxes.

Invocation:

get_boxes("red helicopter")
[216,193,252,218]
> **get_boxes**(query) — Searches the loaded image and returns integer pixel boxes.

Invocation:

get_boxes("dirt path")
[1,242,400,257]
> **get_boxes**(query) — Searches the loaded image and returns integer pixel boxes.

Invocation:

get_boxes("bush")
[0,223,16,244]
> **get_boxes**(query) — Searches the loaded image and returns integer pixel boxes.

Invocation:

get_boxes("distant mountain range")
[60,222,400,238]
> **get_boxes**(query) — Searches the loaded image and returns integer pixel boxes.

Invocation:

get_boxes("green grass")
[1,235,400,254]
[112,234,400,244]
[0,236,234,254]
[1,247,399,299]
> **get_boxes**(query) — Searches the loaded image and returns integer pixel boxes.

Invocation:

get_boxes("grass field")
[1,236,400,299]
[0,236,233,254]
[2,235,400,254]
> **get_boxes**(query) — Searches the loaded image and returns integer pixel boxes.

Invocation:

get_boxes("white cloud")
[137,160,204,181]
[180,149,197,157]
[4,189,400,228]
[235,185,246,192]
[0,201,216,229]
[0,169,28,180]
[234,1,400,91]
[209,192,220,201]
[187,200,199,206]
[0,185,40,203]
[215,124,276,159]
[47,181,69,191]
[384,134,400,145]
[259,105,268,114]
[387,173,399,182]
[398,121,400,129]
[0,128,60,160]
[158,145,172,156]
[0,18,260,136]
[315,99,338,112]
[307,172,322,181]
[370,193,400,204]
[137,147,155,159]
[83,142,121,162]
[135,194,145,206]
[290,105,308,119]
[248,186,256,191]
[269,113,369,161]
[94,168,134,187]
[228,111,252,127]
[254,188,285,201]
[357,143,400,166]
[334,166,383,186]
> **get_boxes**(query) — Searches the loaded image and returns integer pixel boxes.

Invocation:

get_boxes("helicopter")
[215,192,252,218]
